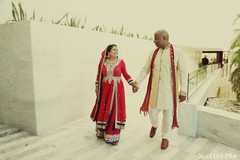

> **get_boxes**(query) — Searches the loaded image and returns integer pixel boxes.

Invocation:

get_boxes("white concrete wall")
[0,22,37,133]
[197,106,240,149]
[0,21,204,135]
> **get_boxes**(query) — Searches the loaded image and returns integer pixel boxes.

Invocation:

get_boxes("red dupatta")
[91,50,106,121]
[140,44,179,129]
[139,48,159,115]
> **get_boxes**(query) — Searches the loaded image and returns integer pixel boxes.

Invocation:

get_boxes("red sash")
[140,44,179,129]
[139,48,159,115]
[91,50,106,120]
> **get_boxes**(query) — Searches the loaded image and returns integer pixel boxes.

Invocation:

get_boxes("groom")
[132,29,188,150]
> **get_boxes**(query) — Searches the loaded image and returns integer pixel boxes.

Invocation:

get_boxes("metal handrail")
[187,64,219,100]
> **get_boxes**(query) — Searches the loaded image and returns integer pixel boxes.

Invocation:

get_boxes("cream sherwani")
[136,45,188,110]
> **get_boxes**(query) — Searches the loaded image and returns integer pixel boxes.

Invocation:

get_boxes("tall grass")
[91,24,152,40]
[53,13,87,28]
[6,2,152,40]
[6,2,41,23]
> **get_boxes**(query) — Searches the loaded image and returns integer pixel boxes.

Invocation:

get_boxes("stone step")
[0,124,21,138]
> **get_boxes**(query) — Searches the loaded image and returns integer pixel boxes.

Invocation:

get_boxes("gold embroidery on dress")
[103,59,121,83]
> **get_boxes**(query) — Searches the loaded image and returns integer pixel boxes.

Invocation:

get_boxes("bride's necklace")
[107,58,118,67]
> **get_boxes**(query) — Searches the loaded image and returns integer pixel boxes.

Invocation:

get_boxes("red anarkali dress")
[90,58,132,144]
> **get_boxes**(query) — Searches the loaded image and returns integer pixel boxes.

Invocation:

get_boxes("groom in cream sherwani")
[133,29,188,150]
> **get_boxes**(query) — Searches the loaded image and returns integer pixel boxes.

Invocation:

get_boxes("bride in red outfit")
[90,44,134,145]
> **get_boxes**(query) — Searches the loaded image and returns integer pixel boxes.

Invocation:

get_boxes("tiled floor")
[0,92,240,160]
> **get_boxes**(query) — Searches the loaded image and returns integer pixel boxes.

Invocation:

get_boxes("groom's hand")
[131,81,139,93]
[179,95,186,102]
[132,85,139,93]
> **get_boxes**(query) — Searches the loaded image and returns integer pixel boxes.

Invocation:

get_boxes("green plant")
[142,35,149,40]
[230,38,240,101]
[110,27,117,34]
[230,16,240,101]
[92,25,104,32]
[64,16,81,28]
[13,2,26,21]
[53,13,87,28]
[53,13,68,25]
[119,24,126,35]
[127,32,134,37]
[6,2,43,23]
[5,2,36,23]
[5,2,152,41]
[81,17,87,29]
[136,33,140,39]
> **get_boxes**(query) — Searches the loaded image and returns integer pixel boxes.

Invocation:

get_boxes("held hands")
[132,85,139,93]
[95,81,139,96]
[131,81,139,93]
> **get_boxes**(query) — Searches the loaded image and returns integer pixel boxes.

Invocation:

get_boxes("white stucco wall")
[0,21,37,133]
